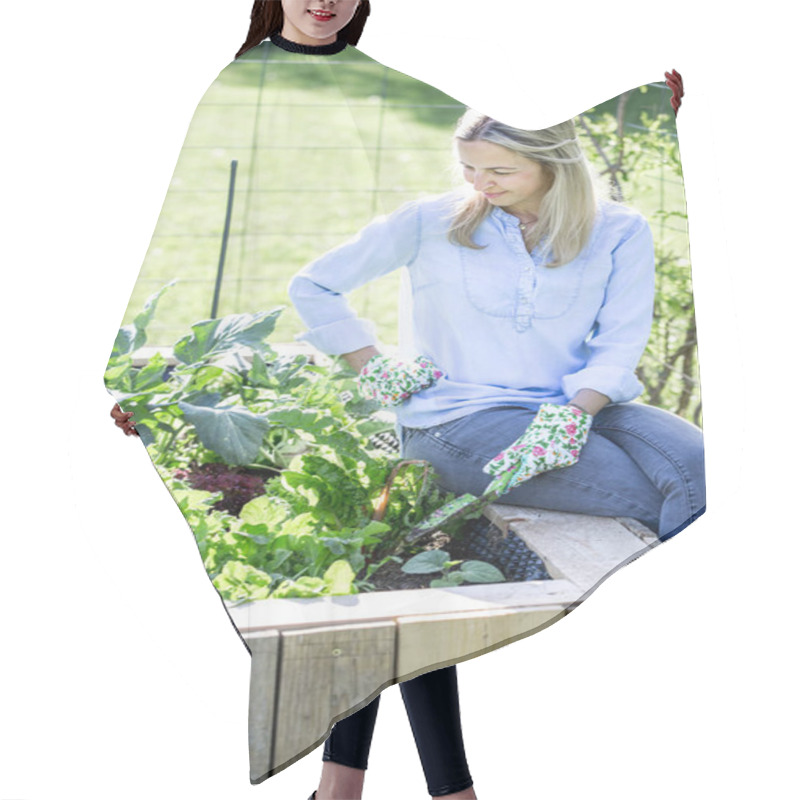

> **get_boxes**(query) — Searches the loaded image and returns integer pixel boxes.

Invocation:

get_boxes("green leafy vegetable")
[109,290,505,602]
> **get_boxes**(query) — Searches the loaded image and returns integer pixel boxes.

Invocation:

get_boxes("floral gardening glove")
[357,354,445,408]
[482,403,593,497]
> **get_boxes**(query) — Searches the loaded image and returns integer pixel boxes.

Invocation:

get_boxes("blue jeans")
[400,402,706,540]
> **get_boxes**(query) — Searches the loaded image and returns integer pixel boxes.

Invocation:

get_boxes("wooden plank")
[615,515,661,543]
[488,504,661,594]
[247,604,580,779]
[230,578,580,634]
[396,605,570,677]
[270,621,396,774]
[247,631,280,783]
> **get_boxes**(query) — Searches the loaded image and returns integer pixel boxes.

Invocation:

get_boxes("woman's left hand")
[482,403,593,496]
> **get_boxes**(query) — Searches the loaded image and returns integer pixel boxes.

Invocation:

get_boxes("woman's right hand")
[110,403,139,437]
[356,354,445,407]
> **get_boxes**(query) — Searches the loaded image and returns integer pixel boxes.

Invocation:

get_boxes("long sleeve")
[287,198,422,355]
[561,213,655,403]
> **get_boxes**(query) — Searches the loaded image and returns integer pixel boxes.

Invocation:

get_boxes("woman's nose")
[473,172,494,192]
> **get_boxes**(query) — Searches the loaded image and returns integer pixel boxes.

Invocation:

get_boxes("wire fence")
[121,42,697,422]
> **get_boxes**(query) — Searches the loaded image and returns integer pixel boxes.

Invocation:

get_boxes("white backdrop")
[2,1,797,798]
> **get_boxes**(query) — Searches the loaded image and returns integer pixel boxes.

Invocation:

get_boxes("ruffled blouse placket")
[491,206,543,333]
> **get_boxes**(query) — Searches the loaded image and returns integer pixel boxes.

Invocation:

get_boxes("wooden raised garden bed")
[230,503,659,782]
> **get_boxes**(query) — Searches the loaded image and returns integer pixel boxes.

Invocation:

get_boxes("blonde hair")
[446,110,608,267]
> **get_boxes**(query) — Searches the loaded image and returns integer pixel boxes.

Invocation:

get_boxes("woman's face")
[457,139,553,217]
[281,0,362,46]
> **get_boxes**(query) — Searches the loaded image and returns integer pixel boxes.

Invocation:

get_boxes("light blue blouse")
[287,190,655,431]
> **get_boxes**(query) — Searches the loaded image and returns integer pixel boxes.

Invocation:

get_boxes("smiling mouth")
[308,9,336,20]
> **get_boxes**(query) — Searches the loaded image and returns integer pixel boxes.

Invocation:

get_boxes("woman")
[287,105,705,800]
[289,112,705,541]
[111,2,479,799]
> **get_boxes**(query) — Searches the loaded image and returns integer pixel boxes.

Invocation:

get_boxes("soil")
[363,531,457,592]
[363,519,550,592]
